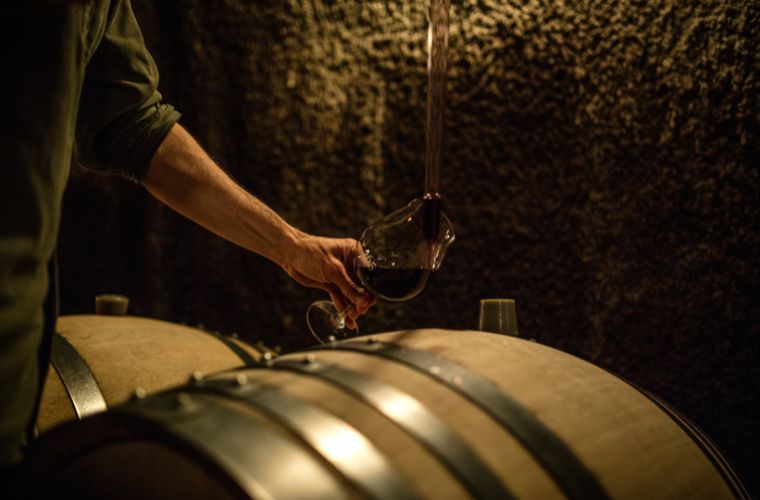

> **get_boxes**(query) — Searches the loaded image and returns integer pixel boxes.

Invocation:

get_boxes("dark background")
[58,0,759,493]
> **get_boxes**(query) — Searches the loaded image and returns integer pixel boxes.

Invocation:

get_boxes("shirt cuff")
[115,102,182,182]
[79,99,181,182]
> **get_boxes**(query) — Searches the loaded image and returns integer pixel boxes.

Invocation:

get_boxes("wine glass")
[307,196,455,344]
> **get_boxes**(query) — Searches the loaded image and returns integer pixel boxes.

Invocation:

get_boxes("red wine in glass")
[356,266,432,302]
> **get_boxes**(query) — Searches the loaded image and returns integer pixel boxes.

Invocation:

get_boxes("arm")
[74,1,369,327]
[142,124,372,328]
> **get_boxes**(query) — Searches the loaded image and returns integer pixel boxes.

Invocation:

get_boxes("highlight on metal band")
[266,356,513,500]
[119,389,351,500]
[316,338,610,500]
[49,333,107,419]
[188,377,419,500]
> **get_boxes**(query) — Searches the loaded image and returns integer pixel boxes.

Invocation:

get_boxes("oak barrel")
[36,314,269,433]
[29,329,747,499]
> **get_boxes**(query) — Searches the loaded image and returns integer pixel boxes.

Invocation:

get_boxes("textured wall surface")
[59,0,759,491]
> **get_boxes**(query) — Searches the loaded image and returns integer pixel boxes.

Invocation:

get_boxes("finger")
[350,283,375,314]
[347,240,377,311]
[328,290,350,315]
[330,291,362,329]
[326,287,354,319]
[345,317,358,330]
[339,303,359,330]
[346,305,359,321]
[340,238,364,262]
[297,273,345,305]
[352,291,378,315]
[329,257,371,308]
[353,300,370,316]
[291,271,357,320]
[345,239,372,277]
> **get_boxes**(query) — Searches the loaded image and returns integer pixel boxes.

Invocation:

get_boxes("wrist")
[279,225,306,272]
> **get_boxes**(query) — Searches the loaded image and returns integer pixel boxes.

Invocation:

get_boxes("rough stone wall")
[59,0,759,490]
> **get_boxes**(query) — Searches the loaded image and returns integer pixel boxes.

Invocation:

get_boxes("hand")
[282,234,376,329]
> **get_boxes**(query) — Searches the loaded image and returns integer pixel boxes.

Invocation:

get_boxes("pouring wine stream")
[306,0,454,343]
[423,0,450,242]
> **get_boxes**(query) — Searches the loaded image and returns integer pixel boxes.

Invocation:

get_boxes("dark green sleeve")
[75,0,180,182]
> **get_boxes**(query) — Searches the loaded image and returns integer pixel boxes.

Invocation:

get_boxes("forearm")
[142,123,302,268]
[142,123,372,321]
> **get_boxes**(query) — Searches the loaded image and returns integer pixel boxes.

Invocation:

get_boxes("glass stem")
[335,305,352,328]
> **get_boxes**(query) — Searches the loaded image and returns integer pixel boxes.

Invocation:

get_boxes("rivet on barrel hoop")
[189,371,204,385]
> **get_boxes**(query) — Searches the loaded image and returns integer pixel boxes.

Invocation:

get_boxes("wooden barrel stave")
[360,330,732,499]
[36,315,266,433]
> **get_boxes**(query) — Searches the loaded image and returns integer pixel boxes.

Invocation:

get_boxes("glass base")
[306,300,358,344]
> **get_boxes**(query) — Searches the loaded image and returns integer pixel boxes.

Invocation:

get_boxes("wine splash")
[423,0,450,240]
